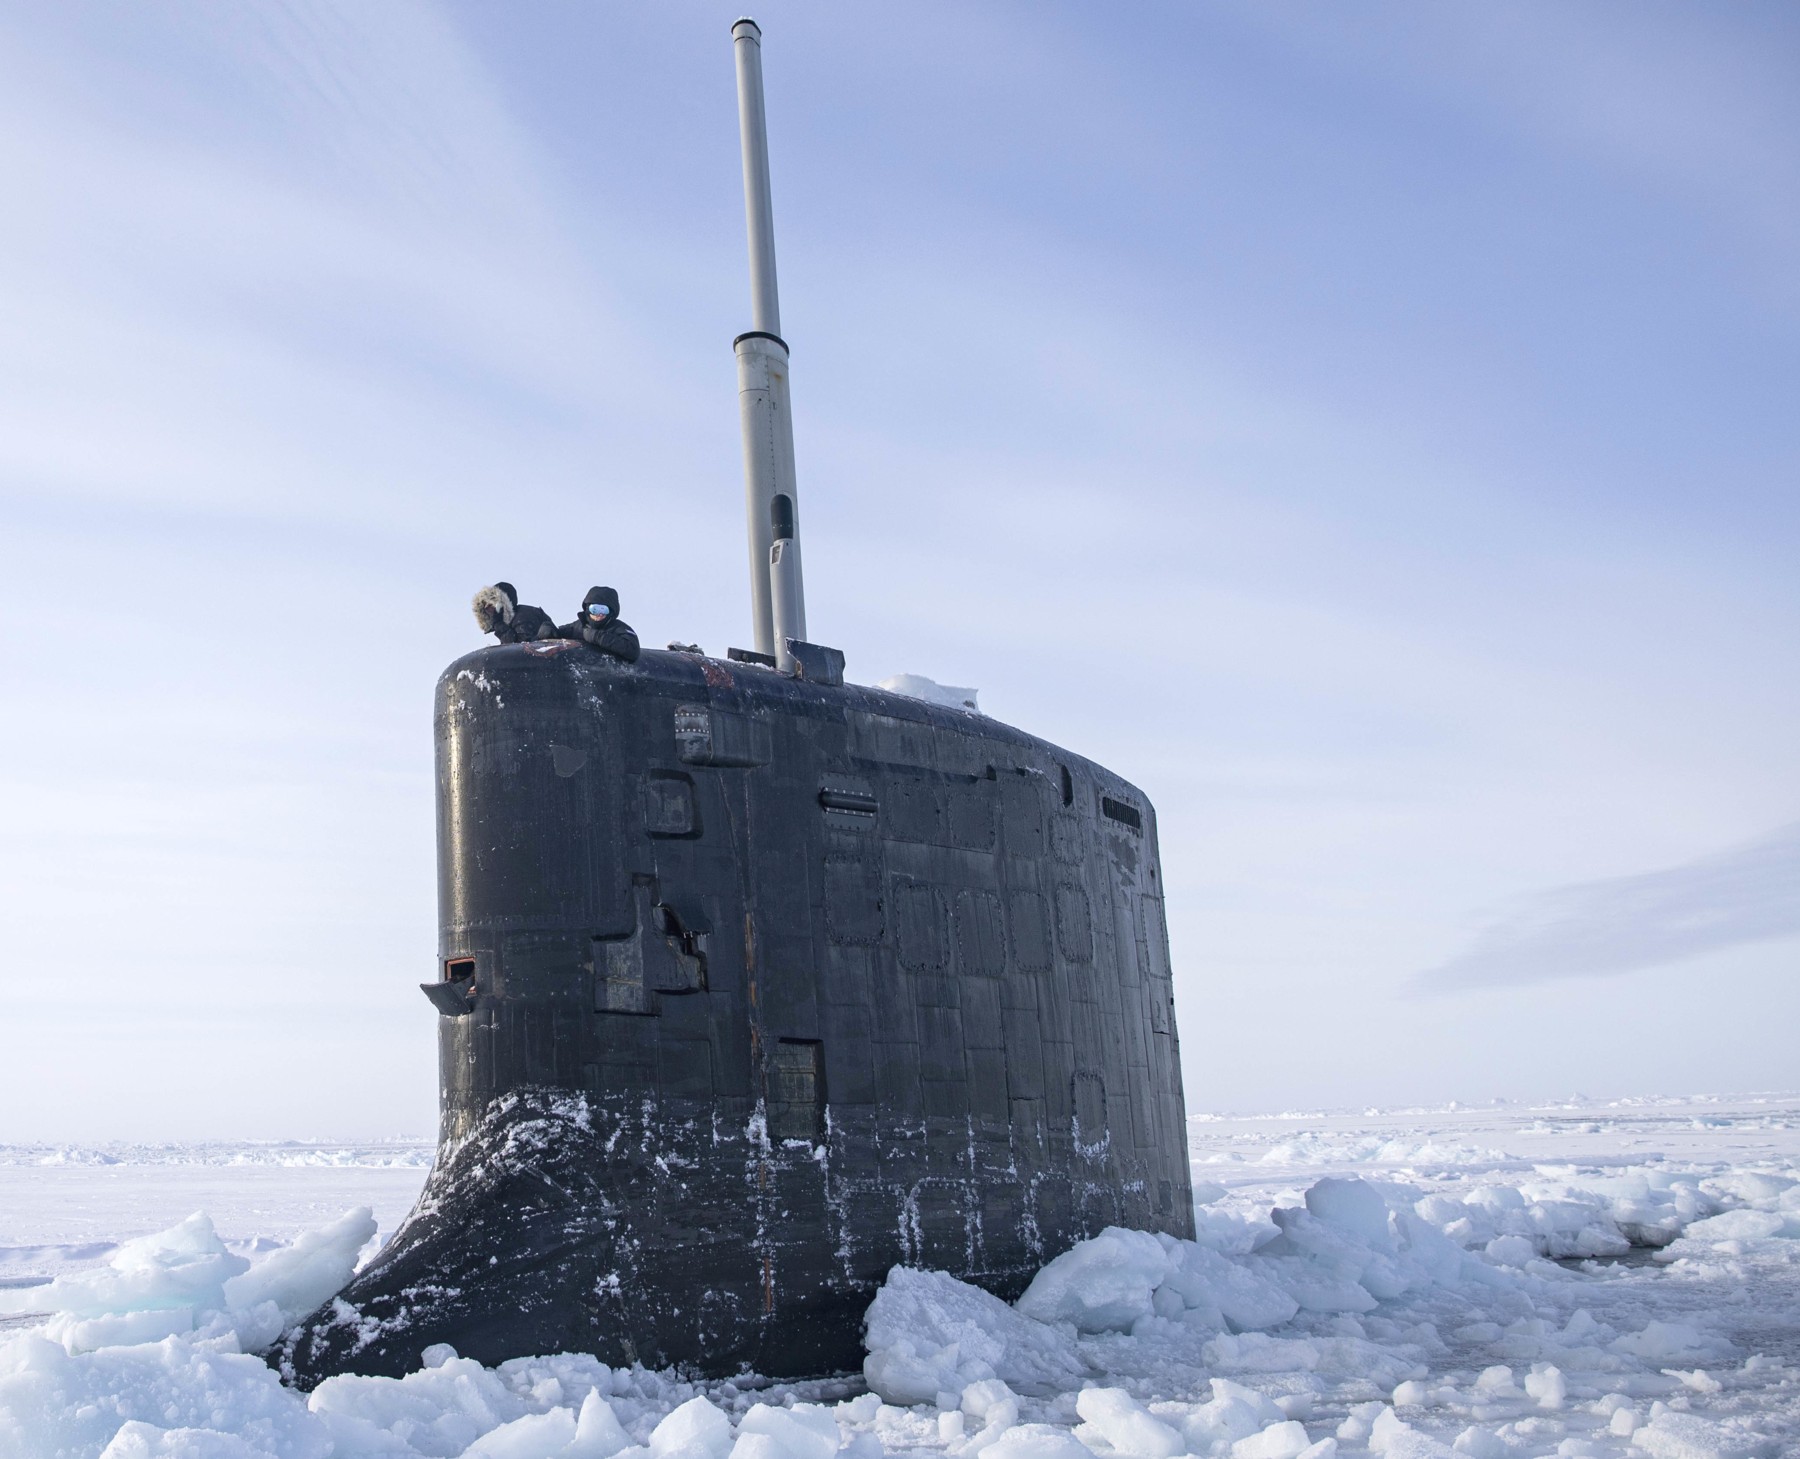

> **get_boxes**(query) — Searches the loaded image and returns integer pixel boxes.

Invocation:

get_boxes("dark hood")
[582,586,621,618]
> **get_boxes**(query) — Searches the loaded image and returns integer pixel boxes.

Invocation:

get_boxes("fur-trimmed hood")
[474,582,558,643]
[472,584,515,633]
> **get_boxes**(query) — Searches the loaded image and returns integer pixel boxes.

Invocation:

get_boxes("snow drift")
[3,1160,1797,1458]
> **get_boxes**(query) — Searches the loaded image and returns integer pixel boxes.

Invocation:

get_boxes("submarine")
[279,19,1193,1386]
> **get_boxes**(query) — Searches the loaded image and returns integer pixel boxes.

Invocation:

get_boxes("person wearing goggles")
[558,585,640,663]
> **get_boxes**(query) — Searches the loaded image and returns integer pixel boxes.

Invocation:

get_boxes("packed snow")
[3,1095,1796,1458]
[874,676,981,714]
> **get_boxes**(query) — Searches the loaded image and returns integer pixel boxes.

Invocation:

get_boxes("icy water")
[1,1095,1795,1457]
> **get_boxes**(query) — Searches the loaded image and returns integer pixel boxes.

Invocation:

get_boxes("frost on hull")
[277,1090,806,1380]
[279,644,1193,1384]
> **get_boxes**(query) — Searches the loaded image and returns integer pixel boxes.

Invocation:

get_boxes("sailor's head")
[582,586,620,624]
[472,583,517,634]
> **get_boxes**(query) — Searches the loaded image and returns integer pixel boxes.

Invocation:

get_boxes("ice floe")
[3,1099,1797,1458]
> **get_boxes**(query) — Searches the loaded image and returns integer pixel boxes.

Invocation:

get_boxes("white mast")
[732,17,806,663]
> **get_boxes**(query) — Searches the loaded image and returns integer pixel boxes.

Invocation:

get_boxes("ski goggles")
[587,603,611,618]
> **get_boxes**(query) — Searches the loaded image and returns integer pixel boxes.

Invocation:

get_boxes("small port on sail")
[819,787,878,816]
[1101,796,1142,831]
[423,958,477,1016]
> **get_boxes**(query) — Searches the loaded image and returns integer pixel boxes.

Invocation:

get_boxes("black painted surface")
[279,642,1192,1384]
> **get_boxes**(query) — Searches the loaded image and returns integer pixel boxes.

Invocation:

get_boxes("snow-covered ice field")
[2,1094,1796,1458]
[0,1144,432,1286]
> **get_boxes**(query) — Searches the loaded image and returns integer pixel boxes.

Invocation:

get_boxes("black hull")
[280,644,1192,1384]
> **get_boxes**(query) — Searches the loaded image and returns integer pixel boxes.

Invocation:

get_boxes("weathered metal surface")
[278,644,1192,1384]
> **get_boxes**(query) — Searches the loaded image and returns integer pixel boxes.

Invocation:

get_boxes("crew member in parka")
[560,586,640,662]
[472,582,558,644]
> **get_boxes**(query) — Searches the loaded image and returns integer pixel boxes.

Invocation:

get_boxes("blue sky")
[1,2,1795,1138]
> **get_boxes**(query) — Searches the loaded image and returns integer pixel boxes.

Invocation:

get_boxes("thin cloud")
[1418,822,1800,992]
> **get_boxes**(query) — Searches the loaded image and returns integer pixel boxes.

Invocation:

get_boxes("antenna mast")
[732,17,805,664]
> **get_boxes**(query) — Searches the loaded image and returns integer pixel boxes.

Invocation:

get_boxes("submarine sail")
[278,20,1193,1387]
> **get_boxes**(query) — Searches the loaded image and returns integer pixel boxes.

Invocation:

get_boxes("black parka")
[559,586,640,662]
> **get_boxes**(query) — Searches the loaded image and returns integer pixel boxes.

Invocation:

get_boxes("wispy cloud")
[1418,823,1800,992]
